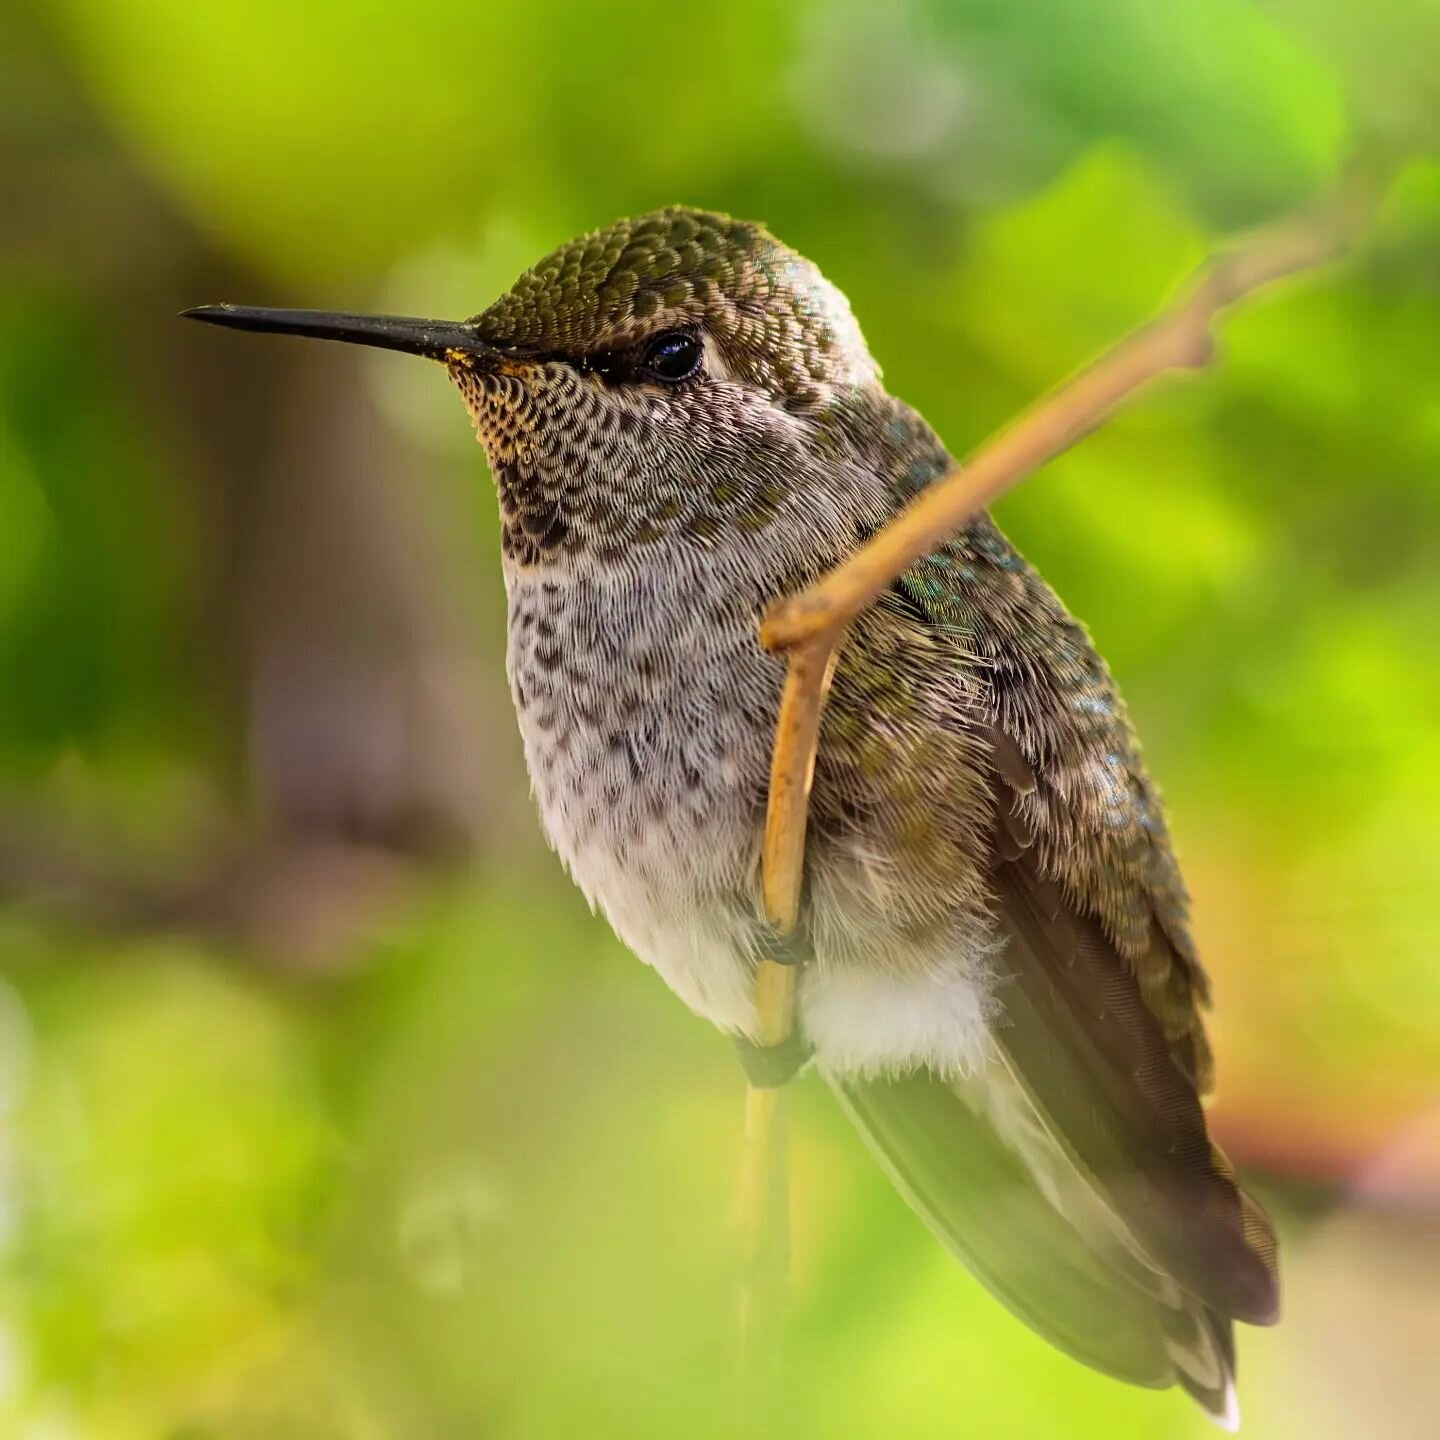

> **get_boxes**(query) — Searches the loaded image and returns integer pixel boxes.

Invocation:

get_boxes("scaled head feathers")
[471,206,878,407]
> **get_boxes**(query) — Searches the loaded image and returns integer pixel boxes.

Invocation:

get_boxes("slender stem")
[737,1074,788,1429]
[760,207,1354,656]
[738,636,836,1428]
[736,177,1373,1432]
[760,636,841,933]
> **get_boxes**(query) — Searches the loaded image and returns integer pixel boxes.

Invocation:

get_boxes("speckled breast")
[501,550,786,1031]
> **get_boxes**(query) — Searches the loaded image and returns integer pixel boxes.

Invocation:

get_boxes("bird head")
[186,208,908,569]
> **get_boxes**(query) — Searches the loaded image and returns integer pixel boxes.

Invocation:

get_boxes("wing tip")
[1177,1361,1240,1432]
[1204,1382,1241,1433]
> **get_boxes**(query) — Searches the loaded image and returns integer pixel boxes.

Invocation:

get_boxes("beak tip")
[180,304,235,325]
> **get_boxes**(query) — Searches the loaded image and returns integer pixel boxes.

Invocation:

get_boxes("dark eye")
[640,330,703,383]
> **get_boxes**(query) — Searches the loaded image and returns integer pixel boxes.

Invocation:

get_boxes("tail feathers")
[1167,1307,1240,1431]
[832,1064,1245,1429]
[955,1054,1244,1429]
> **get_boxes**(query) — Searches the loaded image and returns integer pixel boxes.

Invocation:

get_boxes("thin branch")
[760,201,1364,657]
[737,1048,790,1429]
[737,636,836,1426]
[760,636,842,934]
[738,174,1380,1423]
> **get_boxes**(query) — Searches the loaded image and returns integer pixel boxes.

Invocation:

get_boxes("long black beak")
[180,305,501,365]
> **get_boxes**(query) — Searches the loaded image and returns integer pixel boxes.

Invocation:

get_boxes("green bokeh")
[1,1,1438,1437]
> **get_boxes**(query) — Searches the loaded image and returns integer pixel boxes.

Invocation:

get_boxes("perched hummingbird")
[186,207,1279,1427]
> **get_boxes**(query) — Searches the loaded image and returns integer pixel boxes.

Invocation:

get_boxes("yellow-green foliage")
[1,1,1438,1436]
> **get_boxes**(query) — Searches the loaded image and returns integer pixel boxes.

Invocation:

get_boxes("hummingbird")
[186,206,1280,1427]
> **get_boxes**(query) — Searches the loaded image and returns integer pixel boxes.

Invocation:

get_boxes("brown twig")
[737,635,838,1426]
[737,178,1376,1424]
[760,205,1361,657]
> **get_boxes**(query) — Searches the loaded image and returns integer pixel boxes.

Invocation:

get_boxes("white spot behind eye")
[702,334,734,383]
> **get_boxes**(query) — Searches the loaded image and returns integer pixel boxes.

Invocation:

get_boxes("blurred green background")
[2,1,1438,1436]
